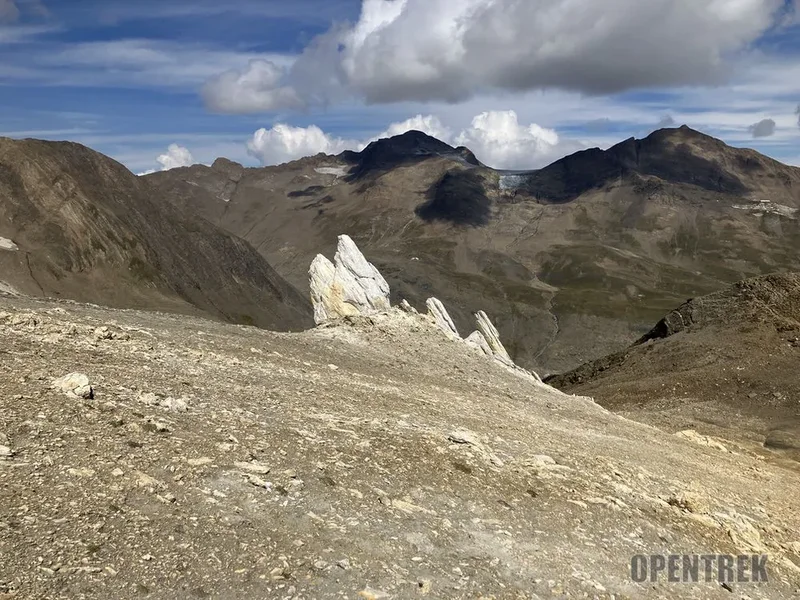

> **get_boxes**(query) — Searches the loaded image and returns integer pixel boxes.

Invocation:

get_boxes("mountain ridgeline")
[143,126,800,373]
[3,128,800,371]
[0,137,312,331]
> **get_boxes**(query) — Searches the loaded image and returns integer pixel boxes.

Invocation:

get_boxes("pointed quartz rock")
[309,235,390,324]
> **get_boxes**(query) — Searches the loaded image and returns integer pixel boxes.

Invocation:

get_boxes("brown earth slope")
[0,137,312,331]
[547,273,800,461]
[1,292,799,598]
[144,126,800,373]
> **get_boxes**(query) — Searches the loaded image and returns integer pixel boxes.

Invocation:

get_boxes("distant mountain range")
[143,125,800,373]
[4,128,800,371]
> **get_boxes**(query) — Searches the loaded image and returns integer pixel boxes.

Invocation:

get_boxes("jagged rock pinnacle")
[309,235,390,324]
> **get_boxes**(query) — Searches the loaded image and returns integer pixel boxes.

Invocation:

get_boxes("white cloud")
[205,0,788,112]
[455,111,583,169]
[137,143,194,175]
[31,40,294,88]
[247,110,585,170]
[748,117,776,138]
[157,144,194,170]
[202,59,303,113]
[796,104,800,127]
[246,124,359,165]
[378,114,452,141]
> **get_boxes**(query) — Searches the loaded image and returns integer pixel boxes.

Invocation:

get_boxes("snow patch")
[498,172,530,191]
[315,166,348,177]
[0,237,18,251]
[733,198,798,219]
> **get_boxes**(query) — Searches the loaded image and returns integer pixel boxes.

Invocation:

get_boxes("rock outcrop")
[475,310,512,364]
[309,235,543,382]
[309,235,391,324]
[426,298,460,340]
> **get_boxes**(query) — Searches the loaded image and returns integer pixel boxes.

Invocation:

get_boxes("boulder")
[426,298,460,340]
[309,236,390,324]
[52,372,94,399]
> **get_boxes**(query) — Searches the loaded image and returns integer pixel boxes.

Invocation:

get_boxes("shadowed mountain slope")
[0,137,312,330]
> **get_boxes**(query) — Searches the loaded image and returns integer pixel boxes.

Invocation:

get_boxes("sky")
[1,0,799,174]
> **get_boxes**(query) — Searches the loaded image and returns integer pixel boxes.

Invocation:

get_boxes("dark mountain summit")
[341,130,481,178]
[521,125,791,203]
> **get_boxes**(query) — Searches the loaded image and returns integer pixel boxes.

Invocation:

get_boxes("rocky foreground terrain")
[1,290,799,599]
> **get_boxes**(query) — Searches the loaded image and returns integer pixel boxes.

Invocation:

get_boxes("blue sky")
[1,0,799,173]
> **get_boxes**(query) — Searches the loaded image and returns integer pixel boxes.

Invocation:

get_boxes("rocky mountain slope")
[2,290,800,599]
[547,273,800,462]
[144,126,800,373]
[0,137,312,331]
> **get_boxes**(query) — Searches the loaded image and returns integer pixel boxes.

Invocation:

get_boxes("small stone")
[418,580,432,595]
[67,467,96,478]
[245,474,272,489]
[336,559,351,570]
[0,445,13,460]
[141,554,154,562]
[111,468,124,477]
[234,461,270,475]
[160,397,188,412]
[187,457,213,467]
[137,392,160,406]
[313,560,329,571]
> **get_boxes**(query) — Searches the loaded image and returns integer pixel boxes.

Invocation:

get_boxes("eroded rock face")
[309,235,390,324]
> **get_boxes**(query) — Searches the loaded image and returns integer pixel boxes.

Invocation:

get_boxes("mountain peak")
[344,129,479,177]
[361,129,456,156]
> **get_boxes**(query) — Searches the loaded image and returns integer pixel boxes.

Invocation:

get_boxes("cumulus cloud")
[157,144,194,169]
[246,124,358,165]
[378,114,452,141]
[205,0,786,112]
[202,59,303,113]
[748,118,776,138]
[454,111,579,170]
[247,110,582,170]
[137,144,194,175]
